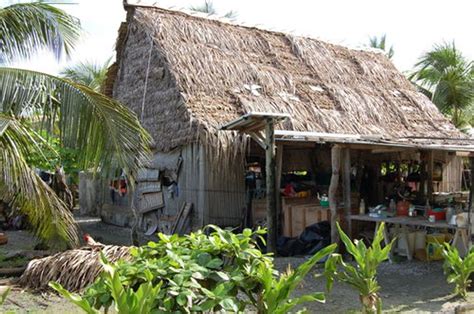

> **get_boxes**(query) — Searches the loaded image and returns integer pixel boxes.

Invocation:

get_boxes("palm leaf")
[0,115,78,247]
[0,67,151,181]
[60,58,112,92]
[0,2,81,63]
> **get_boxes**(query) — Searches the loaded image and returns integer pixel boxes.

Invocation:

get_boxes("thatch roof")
[106,4,472,152]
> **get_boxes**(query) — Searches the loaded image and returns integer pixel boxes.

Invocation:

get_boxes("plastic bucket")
[414,230,427,250]
[426,234,445,261]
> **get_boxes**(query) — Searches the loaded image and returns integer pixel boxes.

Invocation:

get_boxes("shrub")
[51,225,335,313]
[441,243,474,299]
[325,222,394,314]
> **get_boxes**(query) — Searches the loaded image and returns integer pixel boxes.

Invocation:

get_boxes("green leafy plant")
[51,226,335,313]
[441,243,474,299]
[325,222,394,314]
[50,253,162,314]
[257,244,336,314]
[0,287,10,305]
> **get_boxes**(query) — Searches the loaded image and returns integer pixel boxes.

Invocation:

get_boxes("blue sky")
[12,0,474,74]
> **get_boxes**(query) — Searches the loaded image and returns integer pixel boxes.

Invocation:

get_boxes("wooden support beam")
[276,144,283,238]
[265,119,277,254]
[329,145,341,245]
[249,131,265,149]
[427,150,434,203]
[342,148,352,237]
[469,157,474,242]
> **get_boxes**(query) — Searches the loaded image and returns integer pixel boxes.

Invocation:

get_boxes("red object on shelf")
[427,209,446,221]
[397,200,410,216]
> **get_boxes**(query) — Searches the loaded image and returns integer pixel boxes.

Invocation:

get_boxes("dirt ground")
[1,218,473,313]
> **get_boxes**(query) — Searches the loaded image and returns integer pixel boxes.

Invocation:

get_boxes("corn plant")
[325,222,394,314]
[441,243,474,299]
[256,243,337,314]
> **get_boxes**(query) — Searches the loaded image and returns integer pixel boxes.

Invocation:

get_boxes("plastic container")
[396,200,410,216]
[426,234,446,261]
[427,209,446,221]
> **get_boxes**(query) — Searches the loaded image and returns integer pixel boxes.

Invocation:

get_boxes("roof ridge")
[123,0,386,57]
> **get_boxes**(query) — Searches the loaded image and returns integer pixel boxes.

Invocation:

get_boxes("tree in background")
[367,34,394,59]
[409,42,474,128]
[60,58,112,92]
[190,0,237,19]
[0,2,150,248]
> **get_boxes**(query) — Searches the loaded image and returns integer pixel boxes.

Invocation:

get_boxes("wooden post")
[329,145,341,245]
[265,119,277,254]
[276,144,283,237]
[469,157,474,242]
[342,148,351,237]
[427,150,434,204]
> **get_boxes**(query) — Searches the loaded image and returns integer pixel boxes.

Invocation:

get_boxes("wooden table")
[349,214,470,261]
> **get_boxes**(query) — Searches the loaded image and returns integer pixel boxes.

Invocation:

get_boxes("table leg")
[461,229,469,254]
[453,229,460,248]
[399,225,412,261]
[452,229,469,257]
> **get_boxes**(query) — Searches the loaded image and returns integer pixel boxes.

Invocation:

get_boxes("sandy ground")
[1,218,473,313]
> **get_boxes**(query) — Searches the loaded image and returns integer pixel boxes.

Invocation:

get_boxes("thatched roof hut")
[99,2,473,233]
[105,3,470,152]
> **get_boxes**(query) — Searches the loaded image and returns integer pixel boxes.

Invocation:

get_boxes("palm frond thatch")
[0,67,151,180]
[0,2,81,63]
[19,246,131,292]
[0,115,78,247]
[108,6,467,156]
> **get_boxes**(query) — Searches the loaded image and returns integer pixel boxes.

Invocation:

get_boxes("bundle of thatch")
[19,245,131,292]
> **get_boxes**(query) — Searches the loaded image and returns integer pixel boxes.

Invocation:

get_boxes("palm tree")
[0,2,150,248]
[368,34,394,59]
[409,42,474,127]
[60,58,112,92]
[190,0,237,19]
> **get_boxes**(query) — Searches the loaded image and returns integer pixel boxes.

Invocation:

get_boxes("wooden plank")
[427,150,434,203]
[198,145,207,227]
[137,168,159,182]
[283,204,292,237]
[276,144,283,237]
[342,148,351,236]
[136,191,164,214]
[291,205,306,237]
[265,118,277,253]
[469,157,474,241]
[329,145,341,245]
[175,203,193,234]
[171,202,186,234]
[249,131,265,149]
[348,214,459,229]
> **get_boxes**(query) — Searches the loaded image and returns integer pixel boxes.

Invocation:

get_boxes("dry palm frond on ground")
[19,245,131,292]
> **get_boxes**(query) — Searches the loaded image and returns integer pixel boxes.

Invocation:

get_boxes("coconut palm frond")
[368,34,394,59]
[410,42,474,126]
[20,245,131,291]
[0,115,78,247]
[60,58,112,92]
[190,0,217,14]
[0,2,81,63]
[0,67,152,181]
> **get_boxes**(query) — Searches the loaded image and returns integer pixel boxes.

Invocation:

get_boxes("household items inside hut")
[109,170,128,205]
